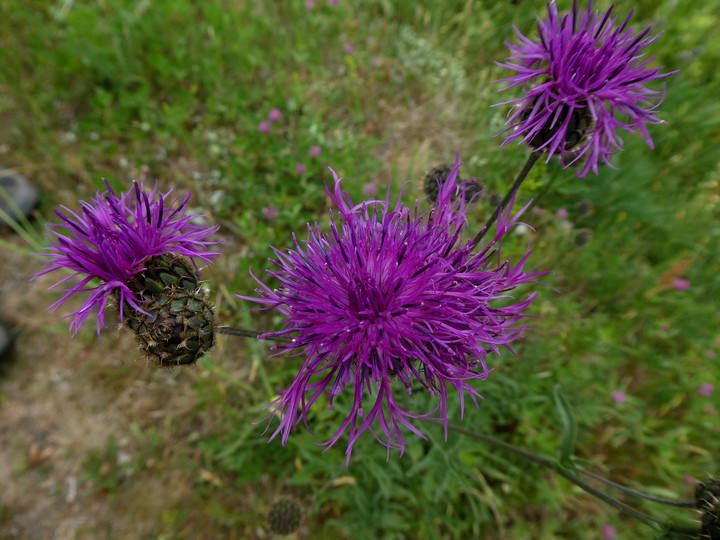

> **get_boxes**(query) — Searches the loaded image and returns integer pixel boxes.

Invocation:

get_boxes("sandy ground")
[0,234,240,539]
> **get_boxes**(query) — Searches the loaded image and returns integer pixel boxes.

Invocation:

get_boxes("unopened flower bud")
[267,498,302,535]
[696,479,720,539]
[573,229,592,247]
[123,254,215,367]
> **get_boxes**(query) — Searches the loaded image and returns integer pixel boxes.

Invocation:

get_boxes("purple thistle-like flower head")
[495,1,676,177]
[240,156,546,462]
[34,181,220,336]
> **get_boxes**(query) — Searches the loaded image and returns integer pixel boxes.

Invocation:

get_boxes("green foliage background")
[1,0,718,538]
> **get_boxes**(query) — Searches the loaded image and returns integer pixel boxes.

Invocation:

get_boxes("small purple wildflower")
[308,145,322,157]
[258,121,271,134]
[673,278,690,291]
[362,182,378,196]
[262,206,280,221]
[343,43,354,54]
[296,163,307,175]
[371,57,381,68]
[305,0,315,9]
[611,390,627,404]
[601,524,618,540]
[34,181,220,336]
[495,1,675,177]
[698,383,714,397]
[268,108,282,122]
[555,208,568,219]
[328,0,339,6]
[239,157,546,461]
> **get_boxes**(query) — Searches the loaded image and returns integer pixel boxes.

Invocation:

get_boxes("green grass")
[2,0,719,538]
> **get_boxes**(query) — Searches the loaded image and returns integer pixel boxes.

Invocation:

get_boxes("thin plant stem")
[471,151,541,247]
[578,468,697,508]
[217,325,293,343]
[526,162,560,212]
[447,424,664,531]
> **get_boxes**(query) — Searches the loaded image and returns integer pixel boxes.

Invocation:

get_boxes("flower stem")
[471,151,541,247]
[217,325,293,343]
[447,424,666,532]
[577,468,696,509]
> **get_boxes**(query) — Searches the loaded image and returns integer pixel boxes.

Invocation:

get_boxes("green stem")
[471,151,541,247]
[577,469,696,509]
[447,424,664,531]
[217,325,293,343]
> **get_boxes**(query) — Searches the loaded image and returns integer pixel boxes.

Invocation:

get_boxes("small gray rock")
[0,172,40,227]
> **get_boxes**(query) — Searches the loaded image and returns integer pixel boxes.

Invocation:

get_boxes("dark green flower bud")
[573,229,592,247]
[696,479,720,539]
[268,498,302,535]
[122,254,215,367]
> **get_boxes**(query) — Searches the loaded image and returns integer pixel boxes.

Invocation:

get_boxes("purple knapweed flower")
[308,145,322,157]
[495,1,675,177]
[296,163,307,175]
[258,121,271,134]
[239,157,546,461]
[34,181,220,336]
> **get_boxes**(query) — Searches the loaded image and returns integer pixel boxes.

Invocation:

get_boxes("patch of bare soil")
[0,236,248,539]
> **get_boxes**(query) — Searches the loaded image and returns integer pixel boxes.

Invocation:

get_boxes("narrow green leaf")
[553,385,578,468]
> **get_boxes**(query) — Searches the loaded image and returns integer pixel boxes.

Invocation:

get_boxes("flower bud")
[267,499,302,535]
[123,254,215,367]
[696,479,720,539]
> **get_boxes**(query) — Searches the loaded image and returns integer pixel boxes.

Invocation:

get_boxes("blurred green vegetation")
[1,0,718,538]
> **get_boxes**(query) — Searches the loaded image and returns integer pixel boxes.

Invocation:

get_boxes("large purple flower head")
[35,181,220,336]
[496,1,675,177]
[240,157,546,461]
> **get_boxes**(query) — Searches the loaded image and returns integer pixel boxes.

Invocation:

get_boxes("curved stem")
[471,151,541,247]
[217,325,293,343]
[578,469,697,509]
[447,424,664,531]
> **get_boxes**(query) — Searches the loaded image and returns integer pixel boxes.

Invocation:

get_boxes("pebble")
[0,172,39,227]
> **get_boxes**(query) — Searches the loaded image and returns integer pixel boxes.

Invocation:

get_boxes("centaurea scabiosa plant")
[496,0,675,177]
[239,157,547,461]
[34,181,220,365]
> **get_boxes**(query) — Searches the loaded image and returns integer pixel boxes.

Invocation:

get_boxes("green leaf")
[553,385,577,468]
